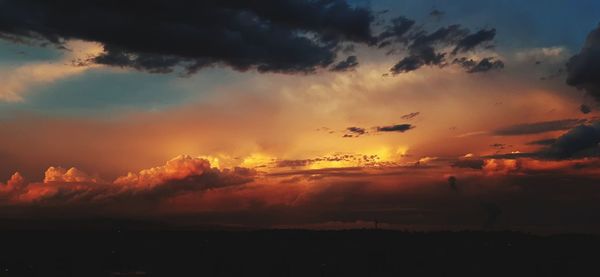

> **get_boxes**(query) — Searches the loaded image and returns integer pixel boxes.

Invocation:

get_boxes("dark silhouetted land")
[1,220,599,277]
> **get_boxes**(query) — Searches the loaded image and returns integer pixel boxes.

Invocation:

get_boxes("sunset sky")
[1,0,600,232]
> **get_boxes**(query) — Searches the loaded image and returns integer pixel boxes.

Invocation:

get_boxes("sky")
[1,0,600,232]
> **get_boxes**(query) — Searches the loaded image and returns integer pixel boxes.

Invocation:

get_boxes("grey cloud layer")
[567,24,600,102]
[0,0,374,74]
[0,1,501,76]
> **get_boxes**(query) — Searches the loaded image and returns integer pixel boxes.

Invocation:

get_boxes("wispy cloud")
[0,40,102,102]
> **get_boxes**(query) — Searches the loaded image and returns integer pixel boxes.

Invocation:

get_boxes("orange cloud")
[44,166,100,183]
[114,155,212,187]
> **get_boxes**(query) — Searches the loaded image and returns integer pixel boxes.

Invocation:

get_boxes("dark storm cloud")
[0,0,375,74]
[526,138,557,146]
[0,0,505,76]
[544,122,600,159]
[493,119,586,136]
[330,55,359,72]
[453,57,504,73]
[377,124,414,132]
[490,122,600,160]
[567,24,600,102]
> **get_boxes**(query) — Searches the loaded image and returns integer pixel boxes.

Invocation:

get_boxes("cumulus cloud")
[0,0,375,74]
[3,153,600,231]
[567,24,600,102]
[114,155,212,187]
[2,155,255,209]
[44,166,99,183]
[0,172,25,193]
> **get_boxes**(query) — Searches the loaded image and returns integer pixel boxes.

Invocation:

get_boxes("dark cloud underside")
[493,119,586,136]
[330,55,359,72]
[567,24,600,102]
[0,0,375,74]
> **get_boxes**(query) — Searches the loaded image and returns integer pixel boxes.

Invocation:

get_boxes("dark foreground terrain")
[0,227,599,277]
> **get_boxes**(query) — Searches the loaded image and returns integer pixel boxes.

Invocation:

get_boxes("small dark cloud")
[344,127,367,137]
[493,119,586,136]
[452,29,496,54]
[377,124,414,133]
[390,25,467,74]
[342,123,415,137]
[581,104,592,114]
[347,127,366,135]
[401,112,420,120]
[453,57,504,73]
[566,24,600,102]
[330,55,359,72]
